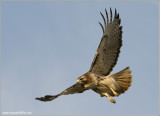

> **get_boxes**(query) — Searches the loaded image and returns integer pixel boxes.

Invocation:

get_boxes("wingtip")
[110,7,112,21]
[35,95,58,102]
[98,22,105,33]
[115,8,117,16]
[105,8,109,23]
[100,11,102,15]
[35,97,47,102]
[110,7,112,13]
[117,13,119,19]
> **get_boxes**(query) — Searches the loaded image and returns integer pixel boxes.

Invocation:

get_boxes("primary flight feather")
[36,8,132,103]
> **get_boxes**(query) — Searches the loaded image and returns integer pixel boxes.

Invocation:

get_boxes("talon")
[102,93,116,103]
[109,97,116,103]
[113,91,119,96]
[110,88,119,96]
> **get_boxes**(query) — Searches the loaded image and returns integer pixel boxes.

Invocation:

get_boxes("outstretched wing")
[35,83,87,102]
[89,8,123,76]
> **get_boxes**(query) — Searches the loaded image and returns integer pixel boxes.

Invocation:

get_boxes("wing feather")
[90,8,122,76]
[35,83,87,102]
[61,83,87,95]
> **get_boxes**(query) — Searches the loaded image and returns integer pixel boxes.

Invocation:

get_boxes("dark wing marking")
[35,83,87,102]
[90,8,123,76]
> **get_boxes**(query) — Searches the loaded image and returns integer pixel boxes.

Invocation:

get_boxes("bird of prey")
[36,8,132,103]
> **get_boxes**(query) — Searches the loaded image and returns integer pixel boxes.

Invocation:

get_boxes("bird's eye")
[80,78,83,80]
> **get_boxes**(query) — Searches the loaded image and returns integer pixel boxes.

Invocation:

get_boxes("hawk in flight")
[36,8,132,103]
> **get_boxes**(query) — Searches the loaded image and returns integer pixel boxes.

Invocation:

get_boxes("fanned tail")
[111,67,132,94]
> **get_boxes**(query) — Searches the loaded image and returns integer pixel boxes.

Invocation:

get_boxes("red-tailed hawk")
[36,8,132,103]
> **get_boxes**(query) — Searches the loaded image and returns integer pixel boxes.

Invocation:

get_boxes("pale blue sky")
[1,1,159,115]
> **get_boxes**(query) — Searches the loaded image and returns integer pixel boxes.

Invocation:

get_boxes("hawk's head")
[76,73,96,89]
[76,75,88,84]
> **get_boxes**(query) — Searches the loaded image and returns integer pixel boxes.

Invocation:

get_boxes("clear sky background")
[1,1,159,115]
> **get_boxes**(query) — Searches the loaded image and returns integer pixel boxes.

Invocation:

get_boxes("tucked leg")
[110,88,119,96]
[103,93,116,103]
